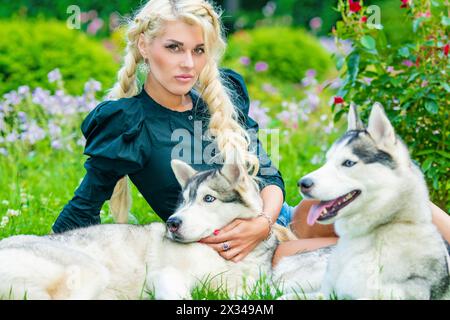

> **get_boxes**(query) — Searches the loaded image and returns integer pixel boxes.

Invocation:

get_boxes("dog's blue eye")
[342,160,357,167]
[203,195,216,203]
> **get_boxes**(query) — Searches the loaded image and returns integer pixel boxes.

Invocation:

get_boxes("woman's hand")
[199,216,270,263]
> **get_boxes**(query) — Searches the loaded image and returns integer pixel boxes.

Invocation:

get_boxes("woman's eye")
[194,47,205,55]
[203,195,216,203]
[166,44,180,52]
[342,160,357,167]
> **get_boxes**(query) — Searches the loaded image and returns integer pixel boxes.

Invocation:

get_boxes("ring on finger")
[222,242,231,251]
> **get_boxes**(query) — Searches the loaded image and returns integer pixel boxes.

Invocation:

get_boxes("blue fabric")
[276,202,295,227]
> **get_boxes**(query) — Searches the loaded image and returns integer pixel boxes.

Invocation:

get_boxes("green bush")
[0,19,119,96]
[223,27,334,83]
[333,0,449,210]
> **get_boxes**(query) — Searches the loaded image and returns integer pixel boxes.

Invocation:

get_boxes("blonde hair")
[107,0,260,223]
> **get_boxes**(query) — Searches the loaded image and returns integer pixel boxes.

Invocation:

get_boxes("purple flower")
[51,140,63,150]
[48,122,62,139]
[87,18,104,35]
[0,115,5,132]
[18,111,27,123]
[262,83,278,95]
[306,69,317,78]
[363,77,373,85]
[3,91,21,106]
[0,148,7,156]
[249,100,270,129]
[276,110,298,129]
[305,91,320,110]
[402,60,414,67]
[21,122,46,144]
[18,86,30,96]
[77,136,86,147]
[48,69,62,83]
[301,69,318,87]
[319,37,353,56]
[386,66,395,73]
[239,56,251,66]
[6,132,19,143]
[84,79,102,93]
[255,61,269,72]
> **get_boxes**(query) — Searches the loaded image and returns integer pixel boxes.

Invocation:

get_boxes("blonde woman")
[52,0,450,267]
[52,0,287,263]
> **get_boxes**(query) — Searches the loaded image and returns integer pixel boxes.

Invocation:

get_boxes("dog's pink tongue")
[307,201,333,226]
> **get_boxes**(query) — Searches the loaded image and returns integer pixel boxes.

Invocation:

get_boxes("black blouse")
[52,69,285,233]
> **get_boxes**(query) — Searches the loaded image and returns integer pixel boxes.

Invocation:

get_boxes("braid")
[108,16,158,223]
[198,62,260,176]
[108,17,154,99]
[108,0,261,224]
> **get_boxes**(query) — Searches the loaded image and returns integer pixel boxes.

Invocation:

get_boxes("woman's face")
[138,20,208,96]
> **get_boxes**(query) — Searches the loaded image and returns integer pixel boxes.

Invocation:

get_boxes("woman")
[52,0,285,263]
[53,0,450,266]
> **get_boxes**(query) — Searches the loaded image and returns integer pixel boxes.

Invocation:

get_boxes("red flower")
[400,0,410,8]
[361,16,368,23]
[348,0,362,13]
[415,57,420,67]
[444,44,449,56]
[334,96,345,104]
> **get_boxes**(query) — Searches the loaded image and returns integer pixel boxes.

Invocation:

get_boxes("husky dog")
[274,103,450,300]
[0,160,277,300]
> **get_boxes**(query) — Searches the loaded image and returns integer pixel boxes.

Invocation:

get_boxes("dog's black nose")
[166,217,182,232]
[298,178,314,192]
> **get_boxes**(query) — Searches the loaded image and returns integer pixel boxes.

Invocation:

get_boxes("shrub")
[0,19,119,96]
[332,0,449,209]
[223,27,334,83]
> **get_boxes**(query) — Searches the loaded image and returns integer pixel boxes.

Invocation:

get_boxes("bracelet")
[257,211,274,240]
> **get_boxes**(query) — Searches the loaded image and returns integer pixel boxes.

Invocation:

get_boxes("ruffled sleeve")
[81,99,150,175]
[220,68,286,201]
[52,99,151,233]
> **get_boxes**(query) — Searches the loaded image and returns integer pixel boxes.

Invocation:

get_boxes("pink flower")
[239,56,251,66]
[309,17,322,30]
[400,0,410,8]
[87,18,104,35]
[255,61,269,72]
[348,0,362,13]
[402,60,414,67]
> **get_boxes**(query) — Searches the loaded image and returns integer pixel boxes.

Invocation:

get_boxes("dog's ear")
[171,159,197,189]
[367,103,396,146]
[347,103,364,131]
[221,163,242,185]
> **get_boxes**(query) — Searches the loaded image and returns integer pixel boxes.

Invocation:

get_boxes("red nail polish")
[213,229,220,236]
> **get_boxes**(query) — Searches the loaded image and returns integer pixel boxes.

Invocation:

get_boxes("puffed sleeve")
[52,99,151,233]
[220,68,286,201]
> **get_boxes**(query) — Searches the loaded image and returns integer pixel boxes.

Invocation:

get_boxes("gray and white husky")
[274,103,450,300]
[0,160,277,300]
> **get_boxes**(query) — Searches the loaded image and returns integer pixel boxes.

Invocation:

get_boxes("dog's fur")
[274,103,450,300]
[0,160,277,300]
